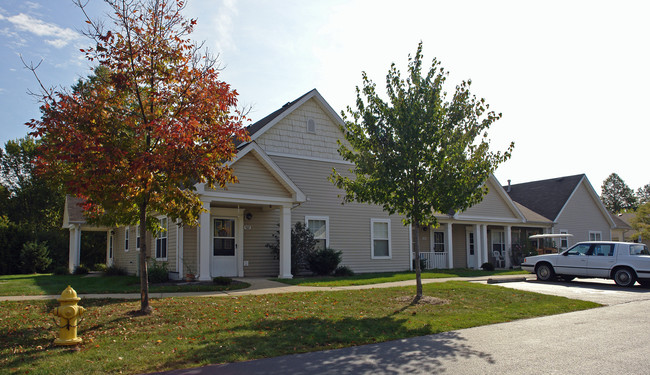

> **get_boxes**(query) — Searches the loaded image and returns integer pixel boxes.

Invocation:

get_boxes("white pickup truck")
[521,241,650,287]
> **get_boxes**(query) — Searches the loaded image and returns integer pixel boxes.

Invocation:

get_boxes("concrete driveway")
[153,278,650,375]
[489,277,650,305]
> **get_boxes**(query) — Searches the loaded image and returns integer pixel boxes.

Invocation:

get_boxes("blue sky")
[1,0,648,191]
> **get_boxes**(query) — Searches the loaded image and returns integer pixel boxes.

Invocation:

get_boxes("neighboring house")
[505,174,615,249]
[610,212,633,242]
[613,212,650,248]
[61,90,623,278]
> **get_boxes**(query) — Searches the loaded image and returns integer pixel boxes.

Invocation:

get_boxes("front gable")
[556,178,615,231]
[455,175,524,223]
[202,143,306,204]
[251,90,350,161]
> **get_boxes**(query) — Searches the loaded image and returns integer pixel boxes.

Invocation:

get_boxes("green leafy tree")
[0,136,64,228]
[27,0,248,314]
[631,202,650,241]
[637,184,650,205]
[332,42,513,299]
[601,173,637,213]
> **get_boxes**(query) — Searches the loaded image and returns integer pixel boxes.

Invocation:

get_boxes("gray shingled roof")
[237,89,315,147]
[505,174,585,221]
[609,212,632,229]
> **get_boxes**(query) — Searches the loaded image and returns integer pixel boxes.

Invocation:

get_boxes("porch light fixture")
[245,212,253,220]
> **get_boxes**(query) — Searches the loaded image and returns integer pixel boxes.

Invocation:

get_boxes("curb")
[486,276,530,284]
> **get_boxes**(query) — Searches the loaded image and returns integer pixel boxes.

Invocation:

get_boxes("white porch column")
[177,221,184,280]
[278,205,293,279]
[482,224,489,266]
[446,223,453,269]
[408,224,413,271]
[474,224,482,267]
[198,201,211,281]
[505,225,512,269]
[68,224,81,273]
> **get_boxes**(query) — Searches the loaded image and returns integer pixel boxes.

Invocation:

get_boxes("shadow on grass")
[0,298,135,371]
[159,313,495,374]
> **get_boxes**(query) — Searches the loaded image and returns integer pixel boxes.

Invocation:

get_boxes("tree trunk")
[138,204,152,314]
[413,220,423,300]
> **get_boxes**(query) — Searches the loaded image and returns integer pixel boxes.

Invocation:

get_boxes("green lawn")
[0,274,249,296]
[0,281,598,374]
[275,269,529,287]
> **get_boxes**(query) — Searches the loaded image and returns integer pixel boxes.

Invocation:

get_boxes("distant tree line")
[600,172,650,242]
[0,136,105,274]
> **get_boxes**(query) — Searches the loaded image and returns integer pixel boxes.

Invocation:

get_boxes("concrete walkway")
[0,274,535,301]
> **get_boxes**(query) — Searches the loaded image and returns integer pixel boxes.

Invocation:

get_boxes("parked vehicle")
[521,241,650,287]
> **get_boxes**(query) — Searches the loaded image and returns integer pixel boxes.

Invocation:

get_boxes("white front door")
[466,228,477,269]
[211,217,238,277]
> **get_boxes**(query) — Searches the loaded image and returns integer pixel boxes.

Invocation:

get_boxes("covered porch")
[414,221,547,270]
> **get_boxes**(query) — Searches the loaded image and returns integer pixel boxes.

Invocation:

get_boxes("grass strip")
[0,281,598,374]
[0,274,248,296]
[275,269,529,286]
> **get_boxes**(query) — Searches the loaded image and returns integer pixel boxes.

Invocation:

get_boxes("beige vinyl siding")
[255,98,350,161]
[166,223,177,272]
[182,225,198,276]
[271,155,411,273]
[111,226,148,275]
[555,181,612,246]
[452,224,468,268]
[461,179,518,219]
[242,208,280,276]
[416,226,430,252]
[206,153,292,199]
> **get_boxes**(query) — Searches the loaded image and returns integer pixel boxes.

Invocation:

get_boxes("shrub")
[19,240,52,274]
[307,247,342,276]
[266,222,318,275]
[213,276,232,285]
[93,263,108,272]
[74,264,90,275]
[481,262,495,271]
[334,265,355,276]
[105,265,127,276]
[53,266,70,275]
[148,261,169,283]
[413,258,427,271]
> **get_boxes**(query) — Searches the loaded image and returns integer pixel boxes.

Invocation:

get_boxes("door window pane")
[433,232,445,252]
[214,219,235,256]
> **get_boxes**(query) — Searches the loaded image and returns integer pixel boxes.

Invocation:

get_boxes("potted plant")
[184,263,195,282]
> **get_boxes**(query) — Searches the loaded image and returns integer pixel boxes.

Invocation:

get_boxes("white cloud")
[1,12,80,48]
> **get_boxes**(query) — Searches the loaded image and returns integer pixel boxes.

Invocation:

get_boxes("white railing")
[417,251,449,269]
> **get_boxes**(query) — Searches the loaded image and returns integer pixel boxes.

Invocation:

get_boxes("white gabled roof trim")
[555,175,615,227]
[226,142,306,203]
[487,174,527,222]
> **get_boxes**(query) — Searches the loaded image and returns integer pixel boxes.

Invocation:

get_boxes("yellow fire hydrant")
[52,285,85,346]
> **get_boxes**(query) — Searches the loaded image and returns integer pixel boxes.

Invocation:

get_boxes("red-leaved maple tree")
[27,0,248,314]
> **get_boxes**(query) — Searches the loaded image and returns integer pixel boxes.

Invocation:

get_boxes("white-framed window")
[589,231,602,241]
[155,217,168,260]
[306,216,329,250]
[371,218,391,259]
[560,229,569,249]
[124,226,129,252]
[136,225,141,251]
[433,231,445,252]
